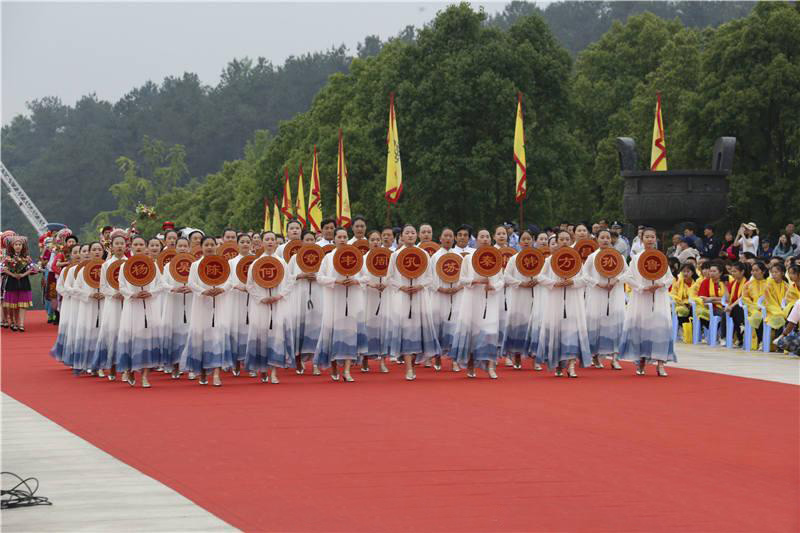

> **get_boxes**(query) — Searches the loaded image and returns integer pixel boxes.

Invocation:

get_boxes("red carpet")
[2,312,798,532]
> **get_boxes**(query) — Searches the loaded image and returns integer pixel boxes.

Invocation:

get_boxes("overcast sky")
[2,1,509,125]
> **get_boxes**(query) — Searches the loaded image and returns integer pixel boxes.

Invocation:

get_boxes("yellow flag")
[308,146,323,233]
[271,195,282,235]
[650,92,668,171]
[385,92,402,204]
[513,93,527,203]
[263,198,270,232]
[336,129,351,228]
[281,167,293,230]
[295,164,307,228]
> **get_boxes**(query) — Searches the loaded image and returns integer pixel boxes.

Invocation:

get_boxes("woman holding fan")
[536,230,591,378]
[619,227,676,376]
[180,236,231,386]
[116,236,164,388]
[581,229,627,370]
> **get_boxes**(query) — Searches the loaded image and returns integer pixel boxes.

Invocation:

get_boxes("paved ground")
[2,342,797,532]
[1,395,235,532]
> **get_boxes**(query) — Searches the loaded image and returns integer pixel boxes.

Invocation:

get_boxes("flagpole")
[519,199,524,229]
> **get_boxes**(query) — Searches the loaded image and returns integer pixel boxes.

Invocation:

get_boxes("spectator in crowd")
[758,239,773,260]
[591,222,601,236]
[630,225,645,256]
[786,223,800,251]
[683,224,703,250]
[734,222,760,255]
[673,237,700,263]
[720,230,739,260]
[701,224,722,258]
[666,234,682,257]
[773,233,796,260]
[740,251,757,265]
[610,230,629,258]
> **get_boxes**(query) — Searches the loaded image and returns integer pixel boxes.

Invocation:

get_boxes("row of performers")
[50,224,675,387]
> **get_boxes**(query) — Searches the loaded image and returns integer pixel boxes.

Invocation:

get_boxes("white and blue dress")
[245,253,296,372]
[223,254,251,365]
[450,250,504,369]
[536,256,591,370]
[89,257,126,371]
[384,246,441,362]
[287,254,322,361]
[313,252,367,369]
[179,261,232,373]
[116,268,164,372]
[582,248,628,358]
[159,264,193,369]
[618,253,676,363]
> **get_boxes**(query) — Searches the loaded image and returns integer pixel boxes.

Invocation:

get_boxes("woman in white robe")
[502,230,538,369]
[179,236,232,386]
[313,228,366,382]
[159,237,193,378]
[62,244,91,370]
[536,230,591,377]
[245,231,296,383]
[359,230,390,373]
[429,227,463,371]
[524,231,552,371]
[223,233,252,376]
[493,225,512,366]
[451,229,504,378]
[581,229,627,370]
[72,242,107,373]
[287,231,323,375]
[116,237,164,388]
[50,244,81,364]
[384,225,441,381]
[619,227,676,376]
[89,234,128,379]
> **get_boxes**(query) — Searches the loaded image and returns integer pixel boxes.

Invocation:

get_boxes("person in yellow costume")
[670,263,696,342]
[688,261,709,317]
[742,261,769,348]
[760,263,799,351]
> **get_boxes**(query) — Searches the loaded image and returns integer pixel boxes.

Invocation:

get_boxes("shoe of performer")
[296,367,305,375]
[249,370,257,377]
[657,362,668,377]
[405,369,416,381]
[270,370,280,384]
[360,364,370,373]
[188,372,196,380]
[121,370,129,382]
[171,368,181,379]
[142,376,151,388]
[424,361,432,368]
[466,369,476,378]
[533,362,543,371]
[126,373,136,387]
[611,358,622,370]
[452,362,461,372]
[554,366,563,377]
[379,361,389,373]
[487,367,498,379]
[343,371,354,382]
[636,360,646,376]
[504,356,513,367]
[567,361,578,378]
[107,371,116,381]
[232,368,240,377]
[97,369,105,378]
[212,374,222,387]
[331,373,340,381]
[313,365,322,376]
